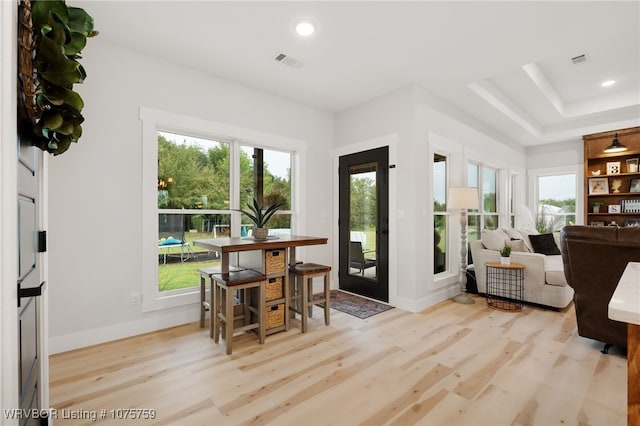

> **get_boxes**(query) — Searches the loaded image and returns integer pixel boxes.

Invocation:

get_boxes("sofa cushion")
[506,239,528,252]
[481,229,509,251]
[529,233,561,255]
[544,255,567,286]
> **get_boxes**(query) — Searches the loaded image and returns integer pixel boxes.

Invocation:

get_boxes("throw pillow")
[501,228,522,240]
[481,229,509,251]
[528,233,561,255]
[516,228,537,252]
[506,239,529,252]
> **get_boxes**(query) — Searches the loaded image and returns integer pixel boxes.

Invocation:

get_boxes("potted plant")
[499,243,512,265]
[236,198,285,240]
[592,201,604,213]
[19,0,98,155]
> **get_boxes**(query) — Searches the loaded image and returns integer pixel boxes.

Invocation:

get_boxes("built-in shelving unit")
[583,127,640,226]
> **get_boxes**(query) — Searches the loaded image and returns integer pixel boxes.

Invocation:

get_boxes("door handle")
[17,282,44,308]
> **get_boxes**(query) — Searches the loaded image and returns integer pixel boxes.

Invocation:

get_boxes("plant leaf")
[42,110,63,130]
[67,7,95,36]
[42,85,84,112]
[53,134,74,155]
[64,32,87,56]
[237,209,260,225]
[36,36,84,87]
[46,10,71,46]
[32,0,68,30]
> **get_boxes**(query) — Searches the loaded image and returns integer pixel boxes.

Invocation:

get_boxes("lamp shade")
[448,187,479,210]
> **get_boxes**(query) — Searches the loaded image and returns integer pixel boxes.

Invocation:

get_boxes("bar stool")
[211,269,266,355]
[198,265,243,328]
[289,263,331,332]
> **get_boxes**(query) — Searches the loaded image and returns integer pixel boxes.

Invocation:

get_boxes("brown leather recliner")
[560,225,640,352]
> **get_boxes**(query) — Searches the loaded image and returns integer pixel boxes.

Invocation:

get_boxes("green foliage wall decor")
[18,0,98,155]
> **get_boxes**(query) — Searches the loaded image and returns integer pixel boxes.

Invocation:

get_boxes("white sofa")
[469,228,574,309]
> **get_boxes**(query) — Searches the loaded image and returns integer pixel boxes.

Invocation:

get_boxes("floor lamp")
[448,187,479,304]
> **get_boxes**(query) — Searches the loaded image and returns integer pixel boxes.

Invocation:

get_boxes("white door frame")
[1,0,21,418]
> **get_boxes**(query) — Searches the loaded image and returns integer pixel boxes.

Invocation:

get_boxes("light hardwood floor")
[49,294,627,425]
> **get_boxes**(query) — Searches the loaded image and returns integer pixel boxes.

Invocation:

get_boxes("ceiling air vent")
[274,52,303,69]
[571,54,589,65]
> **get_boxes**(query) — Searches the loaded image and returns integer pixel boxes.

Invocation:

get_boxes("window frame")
[141,107,306,312]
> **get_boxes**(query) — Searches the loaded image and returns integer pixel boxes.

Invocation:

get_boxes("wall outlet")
[130,292,142,305]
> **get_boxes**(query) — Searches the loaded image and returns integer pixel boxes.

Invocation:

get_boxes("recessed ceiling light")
[295,21,315,37]
[601,80,616,87]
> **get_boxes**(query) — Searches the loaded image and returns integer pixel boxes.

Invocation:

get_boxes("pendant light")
[603,133,628,153]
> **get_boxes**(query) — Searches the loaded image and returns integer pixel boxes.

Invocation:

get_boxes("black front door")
[17,31,44,423]
[338,146,389,302]
[17,134,43,426]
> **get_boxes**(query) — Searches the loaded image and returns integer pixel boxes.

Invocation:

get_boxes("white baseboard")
[49,308,200,354]
[49,282,463,354]
[393,283,461,312]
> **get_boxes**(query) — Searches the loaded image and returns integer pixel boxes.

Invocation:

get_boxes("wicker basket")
[265,249,285,274]
[265,277,283,301]
[266,304,285,329]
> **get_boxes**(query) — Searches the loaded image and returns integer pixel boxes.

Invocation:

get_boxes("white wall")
[48,39,333,353]
[333,84,528,312]
[526,139,583,170]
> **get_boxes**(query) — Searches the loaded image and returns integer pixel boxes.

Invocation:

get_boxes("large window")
[467,162,499,241]
[157,135,294,294]
[537,174,576,233]
[433,154,447,274]
[141,107,304,312]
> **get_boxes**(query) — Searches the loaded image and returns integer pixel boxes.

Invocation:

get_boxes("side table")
[485,261,525,311]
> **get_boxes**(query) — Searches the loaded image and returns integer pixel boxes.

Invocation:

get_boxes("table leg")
[284,247,296,331]
[629,323,639,426]
[221,252,229,275]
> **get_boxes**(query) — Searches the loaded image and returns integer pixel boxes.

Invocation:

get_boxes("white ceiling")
[78,1,640,147]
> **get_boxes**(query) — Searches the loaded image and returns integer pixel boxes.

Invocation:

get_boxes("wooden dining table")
[193,235,328,272]
[193,235,328,333]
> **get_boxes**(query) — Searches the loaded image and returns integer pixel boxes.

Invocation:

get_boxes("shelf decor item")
[592,201,604,213]
[625,218,640,227]
[631,178,640,193]
[628,158,639,173]
[608,205,621,213]
[607,161,621,175]
[611,179,622,193]
[588,178,609,194]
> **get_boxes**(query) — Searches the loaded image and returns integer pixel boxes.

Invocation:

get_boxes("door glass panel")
[348,162,377,280]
